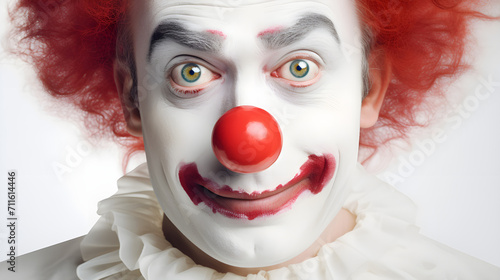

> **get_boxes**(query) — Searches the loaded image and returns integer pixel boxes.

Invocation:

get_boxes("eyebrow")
[148,21,223,61]
[259,13,340,49]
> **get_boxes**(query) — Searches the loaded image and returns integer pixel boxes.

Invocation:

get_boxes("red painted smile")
[179,154,336,220]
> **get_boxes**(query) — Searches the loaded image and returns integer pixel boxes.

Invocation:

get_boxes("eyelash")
[270,55,322,88]
[168,61,221,97]
[167,54,322,97]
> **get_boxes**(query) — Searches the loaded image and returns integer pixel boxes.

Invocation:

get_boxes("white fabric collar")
[76,163,500,279]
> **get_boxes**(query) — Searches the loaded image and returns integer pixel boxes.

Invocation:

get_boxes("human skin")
[115,0,390,272]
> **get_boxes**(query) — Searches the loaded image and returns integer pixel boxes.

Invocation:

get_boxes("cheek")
[281,58,364,152]
[284,100,361,154]
[141,98,220,165]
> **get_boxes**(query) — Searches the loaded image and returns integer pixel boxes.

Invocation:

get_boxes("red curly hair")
[10,0,491,167]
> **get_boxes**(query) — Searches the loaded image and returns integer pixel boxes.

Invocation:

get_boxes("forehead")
[129,0,361,48]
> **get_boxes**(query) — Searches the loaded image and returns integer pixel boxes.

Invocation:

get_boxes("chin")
[169,154,348,267]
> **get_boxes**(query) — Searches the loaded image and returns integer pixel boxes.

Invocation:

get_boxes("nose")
[212,106,282,173]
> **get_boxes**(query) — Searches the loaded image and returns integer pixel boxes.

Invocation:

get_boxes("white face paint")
[131,0,364,267]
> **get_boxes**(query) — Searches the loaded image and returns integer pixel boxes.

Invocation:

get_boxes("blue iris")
[289,60,309,78]
[181,63,201,83]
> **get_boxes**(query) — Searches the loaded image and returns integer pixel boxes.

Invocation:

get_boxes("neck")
[162,208,356,276]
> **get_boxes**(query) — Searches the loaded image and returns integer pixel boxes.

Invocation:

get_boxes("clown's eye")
[170,62,220,90]
[271,58,320,86]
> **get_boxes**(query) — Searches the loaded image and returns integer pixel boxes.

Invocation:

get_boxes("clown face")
[128,0,365,267]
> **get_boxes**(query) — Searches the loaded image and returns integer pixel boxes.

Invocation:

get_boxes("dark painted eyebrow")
[148,21,223,61]
[260,13,340,49]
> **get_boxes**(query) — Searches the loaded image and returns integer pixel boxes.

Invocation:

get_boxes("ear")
[114,59,142,136]
[360,50,392,128]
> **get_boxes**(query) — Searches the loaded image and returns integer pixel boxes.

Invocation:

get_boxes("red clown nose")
[212,106,282,173]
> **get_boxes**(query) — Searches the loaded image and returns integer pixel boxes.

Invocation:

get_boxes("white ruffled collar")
[76,163,499,279]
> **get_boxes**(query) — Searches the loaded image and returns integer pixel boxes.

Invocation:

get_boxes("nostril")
[212,106,282,173]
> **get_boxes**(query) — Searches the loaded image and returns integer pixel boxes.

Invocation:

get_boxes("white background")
[0,0,499,267]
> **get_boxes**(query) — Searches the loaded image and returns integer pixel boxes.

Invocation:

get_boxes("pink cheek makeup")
[179,154,336,220]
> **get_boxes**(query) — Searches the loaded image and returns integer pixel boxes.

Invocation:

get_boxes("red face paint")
[179,154,336,220]
[206,29,226,38]
[257,26,283,37]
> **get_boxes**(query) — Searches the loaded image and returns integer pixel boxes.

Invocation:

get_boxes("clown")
[3,0,500,279]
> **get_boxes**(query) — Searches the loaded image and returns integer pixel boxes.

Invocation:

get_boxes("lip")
[179,154,336,220]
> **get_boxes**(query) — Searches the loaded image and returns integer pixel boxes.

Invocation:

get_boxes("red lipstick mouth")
[178,154,336,220]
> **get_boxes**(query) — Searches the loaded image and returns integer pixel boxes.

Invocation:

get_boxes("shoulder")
[0,236,84,280]
[338,165,500,279]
